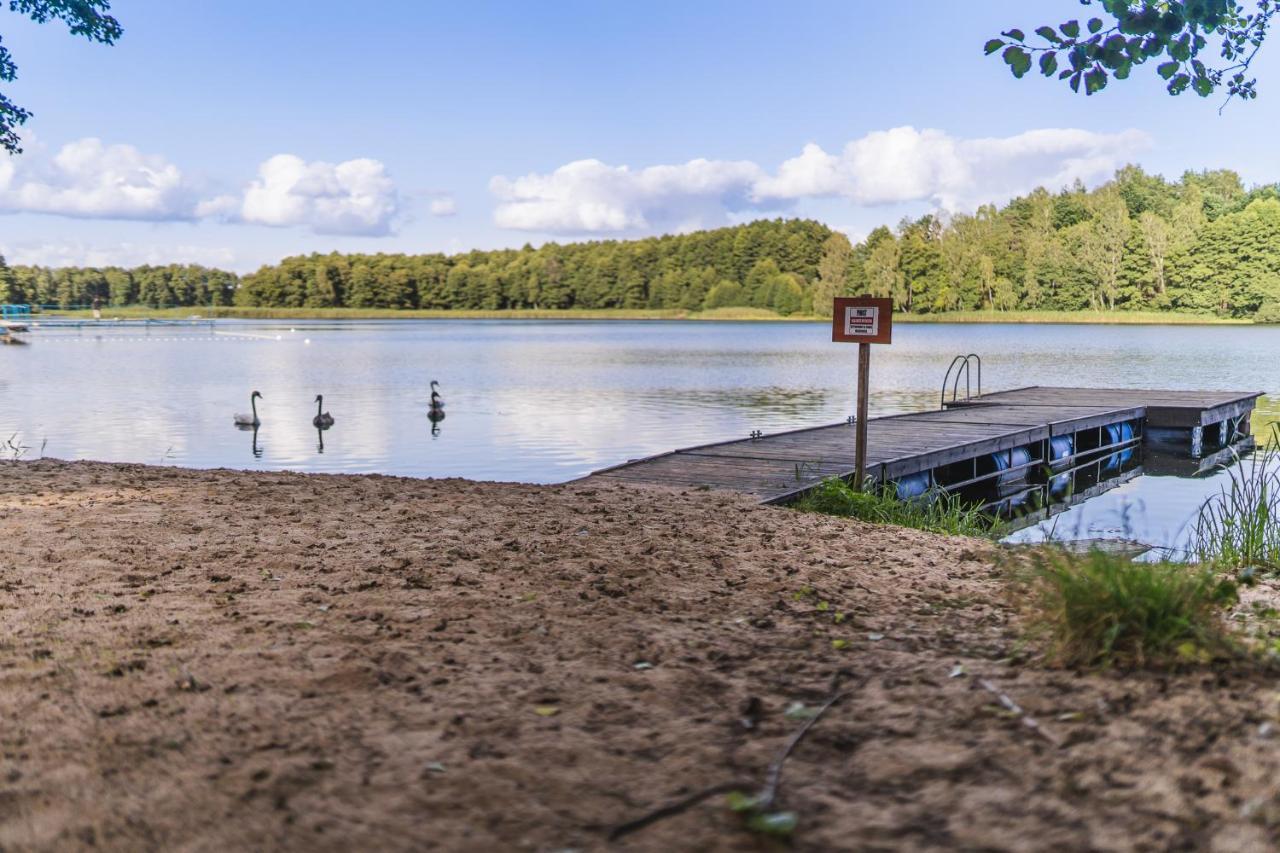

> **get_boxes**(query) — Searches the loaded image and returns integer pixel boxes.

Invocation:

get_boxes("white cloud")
[205,154,401,236]
[0,240,237,269]
[0,137,198,220]
[0,139,405,239]
[429,195,457,216]
[490,127,1151,234]
[754,127,1152,211]
[490,157,764,233]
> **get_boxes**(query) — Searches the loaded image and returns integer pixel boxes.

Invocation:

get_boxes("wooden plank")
[592,453,855,498]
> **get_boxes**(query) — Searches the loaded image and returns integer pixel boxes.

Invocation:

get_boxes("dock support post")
[1189,425,1204,458]
[855,342,870,490]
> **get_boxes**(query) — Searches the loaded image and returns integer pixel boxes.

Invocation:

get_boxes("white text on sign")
[843,306,879,338]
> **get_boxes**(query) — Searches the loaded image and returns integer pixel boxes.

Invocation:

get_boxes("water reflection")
[234,424,263,459]
[1005,443,1280,558]
[2,320,1278,489]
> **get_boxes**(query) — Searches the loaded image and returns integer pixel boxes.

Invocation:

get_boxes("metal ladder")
[940,354,982,408]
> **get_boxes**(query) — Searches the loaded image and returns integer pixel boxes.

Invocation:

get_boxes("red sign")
[831,296,893,344]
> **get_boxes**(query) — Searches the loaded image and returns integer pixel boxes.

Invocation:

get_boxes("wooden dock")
[585,386,1262,504]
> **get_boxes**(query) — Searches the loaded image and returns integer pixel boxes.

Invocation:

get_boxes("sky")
[1,0,1279,273]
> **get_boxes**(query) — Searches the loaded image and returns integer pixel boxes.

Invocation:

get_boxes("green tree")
[1136,210,1171,301]
[864,234,903,307]
[0,254,16,302]
[1018,188,1057,308]
[812,232,852,317]
[1169,198,1280,315]
[2,1,123,154]
[898,216,945,312]
[744,258,782,308]
[703,279,744,309]
[1078,191,1131,310]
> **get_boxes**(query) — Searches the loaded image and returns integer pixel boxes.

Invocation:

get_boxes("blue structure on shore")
[1,304,32,322]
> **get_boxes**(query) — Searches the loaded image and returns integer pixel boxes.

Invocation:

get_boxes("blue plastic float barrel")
[1103,421,1135,470]
[894,471,932,500]
[992,446,1032,484]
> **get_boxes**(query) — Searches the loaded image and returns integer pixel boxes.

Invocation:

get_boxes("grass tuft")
[1192,423,1280,573]
[1020,547,1239,668]
[794,477,999,538]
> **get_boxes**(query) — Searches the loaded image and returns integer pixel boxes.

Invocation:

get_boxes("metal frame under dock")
[585,387,1262,506]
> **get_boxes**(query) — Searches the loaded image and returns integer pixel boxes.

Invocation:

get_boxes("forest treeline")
[5,166,1280,319]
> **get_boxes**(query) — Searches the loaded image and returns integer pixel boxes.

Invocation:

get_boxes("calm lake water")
[3,319,1278,552]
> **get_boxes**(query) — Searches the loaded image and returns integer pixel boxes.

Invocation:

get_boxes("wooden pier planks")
[585,387,1262,503]
[948,386,1261,428]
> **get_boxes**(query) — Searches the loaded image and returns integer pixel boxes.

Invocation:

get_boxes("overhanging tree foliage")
[989,0,1274,101]
[1,0,121,154]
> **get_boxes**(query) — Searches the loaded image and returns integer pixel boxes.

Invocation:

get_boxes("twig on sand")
[976,677,1062,748]
[608,673,862,841]
[757,686,851,809]
[607,781,748,841]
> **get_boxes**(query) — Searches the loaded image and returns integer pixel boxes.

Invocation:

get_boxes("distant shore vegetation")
[6,166,1280,322]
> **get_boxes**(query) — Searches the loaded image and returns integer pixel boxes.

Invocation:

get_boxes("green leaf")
[1069,71,1083,93]
[1002,28,1025,42]
[725,791,758,813]
[1193,75,1214,97]
[746,811,798,837]
[1084,68,1108,95]
[1035,26,1060,43]
[984,38,1005,55]
[784,701,819,721]
[1157,60,1180,79]
[1002,46,1032,78]
[1168,72,1191,94]
[1040,52,1059,76]
[1061,20,1080,38]
[1088,17,1104,34]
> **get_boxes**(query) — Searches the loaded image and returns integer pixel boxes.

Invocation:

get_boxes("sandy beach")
[1,459,1278,851]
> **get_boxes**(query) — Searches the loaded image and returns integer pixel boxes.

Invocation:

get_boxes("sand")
[1,459,1279,851]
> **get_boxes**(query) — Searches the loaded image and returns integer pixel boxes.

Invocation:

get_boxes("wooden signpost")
[831,296,893,490]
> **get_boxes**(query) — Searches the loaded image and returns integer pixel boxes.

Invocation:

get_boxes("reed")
[794,477,999,538]
[1191,423,1280,573]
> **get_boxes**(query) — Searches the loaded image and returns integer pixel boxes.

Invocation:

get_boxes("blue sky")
[1,0,1278,272]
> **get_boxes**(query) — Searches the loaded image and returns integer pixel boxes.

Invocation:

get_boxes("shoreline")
[42,305,1256,325]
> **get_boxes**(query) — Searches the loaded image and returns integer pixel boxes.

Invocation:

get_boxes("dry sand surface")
[2,460,1280,851]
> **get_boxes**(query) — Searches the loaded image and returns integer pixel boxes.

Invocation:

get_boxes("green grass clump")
[794,477,999,537]
[1192,423,1280,572]
[1022,547,1238,667]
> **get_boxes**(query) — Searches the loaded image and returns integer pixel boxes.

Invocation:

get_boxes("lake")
[3,319,1278,552]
